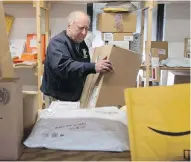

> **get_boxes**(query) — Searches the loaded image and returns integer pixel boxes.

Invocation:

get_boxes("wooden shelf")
[13,63,37,69]
[140,65,191,71]
[3,1,32,4]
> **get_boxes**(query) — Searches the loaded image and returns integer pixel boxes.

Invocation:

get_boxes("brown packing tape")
[114,13,123,32]
[97,13,137,33]
[151,48,159,57]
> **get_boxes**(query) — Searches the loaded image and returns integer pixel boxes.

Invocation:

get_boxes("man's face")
[69,15,89,43]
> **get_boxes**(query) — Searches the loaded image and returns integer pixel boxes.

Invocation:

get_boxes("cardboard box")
[102,33,133,41]
[0,2,15,78]
[26,34,46,62]
[0,78,23,160]
[149,41,168,61]
[23,91,38,139]
[80,45,142,108]
[167,71,190,85]
[97,12,137,33]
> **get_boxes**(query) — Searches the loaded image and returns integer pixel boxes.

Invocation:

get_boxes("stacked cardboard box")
[0,2,23,160]
[97,10,137,49]
[142,41,169,83]
[0,79,23,160]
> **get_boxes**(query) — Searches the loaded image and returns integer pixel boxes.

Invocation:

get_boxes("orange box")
[26,34,46,62]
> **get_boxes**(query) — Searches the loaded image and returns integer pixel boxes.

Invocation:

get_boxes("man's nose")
[82,28,87,35]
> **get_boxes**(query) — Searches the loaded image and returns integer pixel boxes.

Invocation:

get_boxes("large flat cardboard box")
[0,2,15,78]
[80,45,142,108]
[97,12,137,33]
[102,33,133,42]
[0,78,23,160]
[148,41,168,61]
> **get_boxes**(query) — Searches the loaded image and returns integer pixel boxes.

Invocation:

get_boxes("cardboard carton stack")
[142,41,168,84]
[0,2,23,160]
[150,41,168,83]
[97,3,137,49]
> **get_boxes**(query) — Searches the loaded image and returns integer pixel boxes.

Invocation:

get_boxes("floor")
[19,148,131,161]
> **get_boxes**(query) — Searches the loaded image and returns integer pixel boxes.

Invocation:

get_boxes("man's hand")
[95,58,113,73]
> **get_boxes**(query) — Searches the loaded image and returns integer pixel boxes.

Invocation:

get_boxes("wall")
[50,3,87,37]
[164,2,190,58]
[161,2,190,85]
[3,3,87,39]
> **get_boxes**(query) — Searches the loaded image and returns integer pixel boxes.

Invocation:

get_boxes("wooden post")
[36,1,43,109]
[145,1,154,87]
[45,2,51,50]
[137,10,145,88]
[140,10,145,55]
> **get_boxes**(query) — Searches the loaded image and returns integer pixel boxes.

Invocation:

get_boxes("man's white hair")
[67,11,90,25]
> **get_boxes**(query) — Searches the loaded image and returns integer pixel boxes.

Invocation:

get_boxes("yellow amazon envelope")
[125,84,190,161]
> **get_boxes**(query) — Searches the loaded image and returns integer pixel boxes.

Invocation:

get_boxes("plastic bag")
[24,107,129,152]
[125,84,190,161]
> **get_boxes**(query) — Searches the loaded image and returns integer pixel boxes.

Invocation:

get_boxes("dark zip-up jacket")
[40,30,96,101]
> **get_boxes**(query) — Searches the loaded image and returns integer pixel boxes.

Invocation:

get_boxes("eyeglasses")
[77,25,89,32]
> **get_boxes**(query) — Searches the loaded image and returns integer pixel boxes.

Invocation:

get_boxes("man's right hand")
[95,59,114,73]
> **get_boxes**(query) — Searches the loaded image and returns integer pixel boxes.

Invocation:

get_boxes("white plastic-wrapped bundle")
[24,107,129,152]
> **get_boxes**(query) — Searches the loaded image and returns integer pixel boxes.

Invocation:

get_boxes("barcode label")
[151,57,159,67]
[103,33,113,41]
[124,36,133,41]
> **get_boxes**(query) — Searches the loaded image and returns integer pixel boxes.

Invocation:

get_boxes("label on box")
[151,57,159,67]
[103,33,113,41]
[30,38,37,48]
[124,36,133,41]
[108,41,129,50]
[0,88,10,105]
[158,49,166,55]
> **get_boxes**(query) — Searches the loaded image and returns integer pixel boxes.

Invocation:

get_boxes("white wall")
[3,3,87,40]
[4,4,36,39]
[92,3,106,47]
[50,3,87,37]
[164,2,190,58]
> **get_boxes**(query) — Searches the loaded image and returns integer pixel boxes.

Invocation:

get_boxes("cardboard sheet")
[80,45,142,108]
[0,2,15,78]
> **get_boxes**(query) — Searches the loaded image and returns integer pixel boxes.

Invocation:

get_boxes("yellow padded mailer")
[125,84,190,161]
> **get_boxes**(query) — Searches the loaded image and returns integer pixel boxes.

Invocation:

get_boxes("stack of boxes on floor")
[0,2,23,160]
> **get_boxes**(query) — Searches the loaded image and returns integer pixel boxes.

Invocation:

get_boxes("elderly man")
[41,11,113,107]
